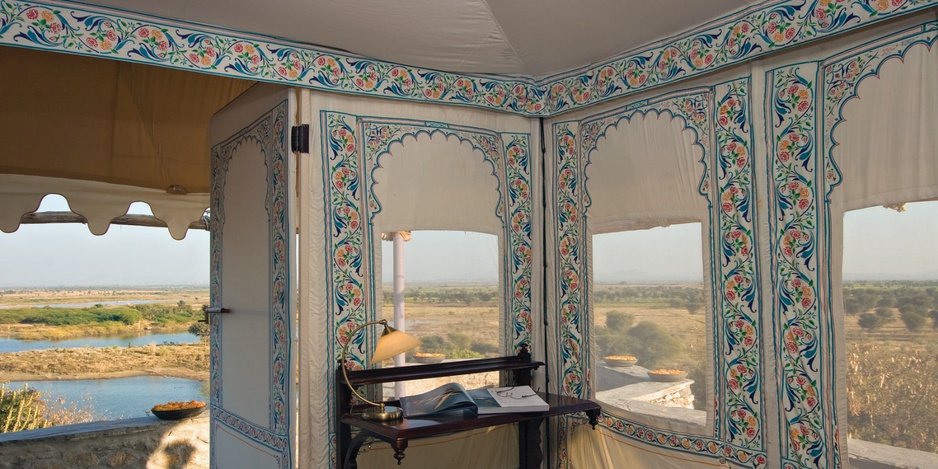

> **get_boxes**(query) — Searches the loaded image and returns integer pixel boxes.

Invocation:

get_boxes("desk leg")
[518,419,544,469]
[392,440,409,465]
[343,432,372,469]
[586,408,601,428]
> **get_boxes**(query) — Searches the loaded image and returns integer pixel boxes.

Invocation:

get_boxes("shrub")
[605,311,634,332]
[417,335,447,353]
[1,383,50,433]
[899,310,928,332]
[447,332,472,350]
[470,341,499,356]
[625,321,682,369]
[448,349,483,359]
[857,312,884,332]
[188,322,210,338]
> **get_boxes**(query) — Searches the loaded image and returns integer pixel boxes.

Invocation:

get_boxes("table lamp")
[340,319,421,420]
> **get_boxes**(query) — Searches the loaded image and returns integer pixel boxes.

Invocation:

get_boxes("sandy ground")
[0,343,209,382]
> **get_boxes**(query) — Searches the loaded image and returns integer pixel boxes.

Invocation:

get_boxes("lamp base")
[360,405,404,421]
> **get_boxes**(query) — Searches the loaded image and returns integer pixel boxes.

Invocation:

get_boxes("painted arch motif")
[320,112,534,463]
[552,88,770,468]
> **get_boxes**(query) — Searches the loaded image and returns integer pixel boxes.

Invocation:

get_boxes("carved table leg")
[586,409,601,428]
[344,432,372,469]
[392,440,409,465]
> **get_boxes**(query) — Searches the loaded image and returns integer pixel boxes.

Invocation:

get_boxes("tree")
[625,321,682,369]
[899,309,928,332]
[605,311,633,332]
[874,307,894,321]
[844,297,862,316]
[188,321,210,338]
[857,312,884,332]
[930,309,938,330]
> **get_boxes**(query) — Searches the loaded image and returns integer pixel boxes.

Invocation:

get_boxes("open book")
[399,383,549,418]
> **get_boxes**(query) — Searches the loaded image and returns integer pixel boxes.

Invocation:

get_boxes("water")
[7,376,206,420]
[0,332,200,353]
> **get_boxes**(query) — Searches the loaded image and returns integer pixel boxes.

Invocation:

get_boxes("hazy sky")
[0,196,934,287]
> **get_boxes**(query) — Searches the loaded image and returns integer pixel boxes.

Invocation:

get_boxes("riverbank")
[0,322,194,341]
[0,343,208,382]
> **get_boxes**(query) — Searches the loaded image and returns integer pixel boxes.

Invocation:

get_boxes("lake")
[7,376,206,420]
[0,331,200,354]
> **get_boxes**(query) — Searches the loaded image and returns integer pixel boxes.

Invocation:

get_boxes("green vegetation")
[383,286,497,306]
[843,281,938,453]
[0,301,200,329]
[411,332,484,359]
[1,383,49,432]
[0,383,92,433]
[844,281,938,333]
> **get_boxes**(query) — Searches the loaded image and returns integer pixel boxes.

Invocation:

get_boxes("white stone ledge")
[848,438,938,469]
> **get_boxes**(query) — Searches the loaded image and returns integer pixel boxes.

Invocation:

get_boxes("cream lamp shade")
[340,319,421,420]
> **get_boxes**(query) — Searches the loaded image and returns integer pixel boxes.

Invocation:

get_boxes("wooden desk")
[336,347,600,468]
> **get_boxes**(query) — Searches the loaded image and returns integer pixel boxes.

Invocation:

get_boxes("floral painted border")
[765,63,833,469]
[713,79,765,451]
[320,112,364,465]
[551,92,711,393]
[322,113,534,464]
[541,0,936,113]
[209,102,292,467]
[2,0,935,117]
[360,119,534,353]
[595,412,769,468]
[552,120,587,399]
[571,89,712,400]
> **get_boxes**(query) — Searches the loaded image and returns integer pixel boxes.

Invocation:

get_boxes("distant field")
[0,287,209,308]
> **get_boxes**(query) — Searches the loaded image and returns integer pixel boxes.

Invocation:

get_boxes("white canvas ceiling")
[65,0,762,77]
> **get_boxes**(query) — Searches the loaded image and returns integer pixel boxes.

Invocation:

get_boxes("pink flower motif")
[26,9,39,20]
[138,28,149,38]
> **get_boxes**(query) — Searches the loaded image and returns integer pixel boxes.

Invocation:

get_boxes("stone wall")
[0,416,208,469]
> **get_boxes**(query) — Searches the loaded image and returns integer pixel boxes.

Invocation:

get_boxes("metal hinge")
[291,124,310,153]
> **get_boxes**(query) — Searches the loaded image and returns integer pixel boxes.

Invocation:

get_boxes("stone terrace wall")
[0,416,208,469]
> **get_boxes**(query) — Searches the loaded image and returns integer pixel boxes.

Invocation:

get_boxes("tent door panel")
[209,83,296,469]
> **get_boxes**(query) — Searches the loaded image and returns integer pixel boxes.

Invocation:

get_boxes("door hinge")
[291,124,310,153]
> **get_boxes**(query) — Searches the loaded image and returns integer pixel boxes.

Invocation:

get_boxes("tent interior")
[1,1,937,468]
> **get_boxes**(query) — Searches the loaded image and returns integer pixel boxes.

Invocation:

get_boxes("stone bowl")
[603,356,638,367]
[151,401,207,420]
[647,370,688,382]
[413,353,446,364]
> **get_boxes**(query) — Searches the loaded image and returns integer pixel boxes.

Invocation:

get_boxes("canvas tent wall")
[1,1,937,468]
[0,46,253,239]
